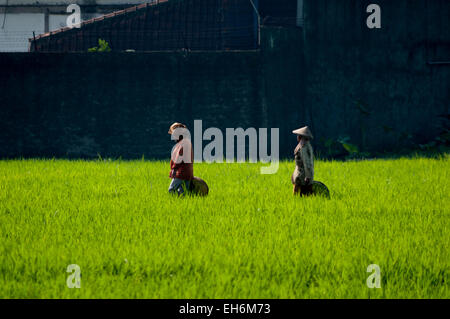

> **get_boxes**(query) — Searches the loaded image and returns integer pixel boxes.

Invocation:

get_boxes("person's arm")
[172,140,193,167]
[172,146,184,168]
[301,146,314,183]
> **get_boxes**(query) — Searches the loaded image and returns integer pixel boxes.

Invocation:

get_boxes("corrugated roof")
[30,1,157,41]
[29,0,258,52]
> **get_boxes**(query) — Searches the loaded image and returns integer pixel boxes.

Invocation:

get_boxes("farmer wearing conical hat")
[168,122,194,196]
[291,126,314,196]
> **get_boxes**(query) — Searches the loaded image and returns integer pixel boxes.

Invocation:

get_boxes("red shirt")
[170,139,194,180]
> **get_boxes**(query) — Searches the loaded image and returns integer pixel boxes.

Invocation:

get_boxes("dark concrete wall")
[0,51,264,159]
[302,0,450,156]
[0,27,305,160]
[1,0,449,159]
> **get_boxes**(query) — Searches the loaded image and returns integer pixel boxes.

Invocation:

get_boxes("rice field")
[0,157,448,298]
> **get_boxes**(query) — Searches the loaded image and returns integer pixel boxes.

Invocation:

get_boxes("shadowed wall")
[1,0,449,159]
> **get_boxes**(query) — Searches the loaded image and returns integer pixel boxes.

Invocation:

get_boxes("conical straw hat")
[292,126,313,139]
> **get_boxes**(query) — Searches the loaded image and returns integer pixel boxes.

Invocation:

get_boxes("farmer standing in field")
[291,126,314,196]
[168,122,194,196]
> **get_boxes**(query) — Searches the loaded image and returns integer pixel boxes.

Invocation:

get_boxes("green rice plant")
[0,157,448,298]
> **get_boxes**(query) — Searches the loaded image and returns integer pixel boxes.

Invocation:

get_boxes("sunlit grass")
[0,157,448,298]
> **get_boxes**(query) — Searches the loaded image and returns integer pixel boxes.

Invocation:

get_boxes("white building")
[0,0,150,51]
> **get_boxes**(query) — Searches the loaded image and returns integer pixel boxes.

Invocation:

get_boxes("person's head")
[168,122,188,142]
[292,126,313,143]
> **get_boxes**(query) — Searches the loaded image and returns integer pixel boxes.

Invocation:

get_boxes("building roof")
[29,0,259,52]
